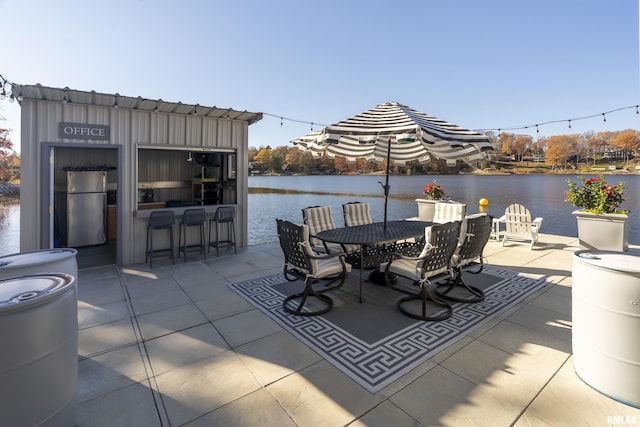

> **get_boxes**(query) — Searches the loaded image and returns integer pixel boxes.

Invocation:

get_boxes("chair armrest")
[385,251,428,263]
[309,251,347,261]
[532,217,543,228]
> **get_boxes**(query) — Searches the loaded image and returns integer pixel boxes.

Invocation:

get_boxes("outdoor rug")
[229,266,549,393]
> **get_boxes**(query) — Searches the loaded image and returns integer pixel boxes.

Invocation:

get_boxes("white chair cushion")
[312,258,352,278]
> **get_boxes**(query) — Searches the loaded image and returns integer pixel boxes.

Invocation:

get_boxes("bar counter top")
[134,204,236,218]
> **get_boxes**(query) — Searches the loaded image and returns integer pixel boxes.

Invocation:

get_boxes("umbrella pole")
[383,138,391,230]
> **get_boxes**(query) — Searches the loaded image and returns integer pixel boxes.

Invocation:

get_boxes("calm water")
[248,174,640,246]
[1,174,638,255]
[0,204,20,256]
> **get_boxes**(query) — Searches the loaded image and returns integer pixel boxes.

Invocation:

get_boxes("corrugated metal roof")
[12,83,263,125]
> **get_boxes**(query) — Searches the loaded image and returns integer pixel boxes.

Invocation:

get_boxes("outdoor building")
[13,83,262,265]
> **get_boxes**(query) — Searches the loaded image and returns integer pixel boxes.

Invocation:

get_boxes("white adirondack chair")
[501,204,543,250]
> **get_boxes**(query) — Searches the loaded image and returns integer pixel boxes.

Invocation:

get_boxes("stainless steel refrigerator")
[67,171,107,247]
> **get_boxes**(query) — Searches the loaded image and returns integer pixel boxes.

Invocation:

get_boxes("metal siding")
[19,100,39,251]
[19,91,256,264]
[150,113,169,145]
[186,115,203,146]
[201,119,219,146]
[168,115,186,145]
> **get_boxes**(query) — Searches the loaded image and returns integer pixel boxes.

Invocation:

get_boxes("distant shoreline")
[0,183,20,205]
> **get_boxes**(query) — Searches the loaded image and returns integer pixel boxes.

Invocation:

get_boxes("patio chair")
[302,206,347,254]
[381,221,461,321]
[343,202,373,227]
[502,204,543,250]
[435,214,493,303]
[276,219,351,316]
[432,202,466,224]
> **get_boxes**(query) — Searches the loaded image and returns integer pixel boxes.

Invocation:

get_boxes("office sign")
[59,122,110,140]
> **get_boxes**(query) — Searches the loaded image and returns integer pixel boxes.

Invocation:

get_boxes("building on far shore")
[13,83,262,265]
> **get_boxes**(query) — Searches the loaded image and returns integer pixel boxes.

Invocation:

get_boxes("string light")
[2,74,638,135]
[478,104,639,134]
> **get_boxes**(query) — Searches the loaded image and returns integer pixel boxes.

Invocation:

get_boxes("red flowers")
[566,175,627,214]
[423,180,445,200]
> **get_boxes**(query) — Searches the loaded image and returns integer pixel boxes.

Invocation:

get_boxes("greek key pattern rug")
[229,266,548,393]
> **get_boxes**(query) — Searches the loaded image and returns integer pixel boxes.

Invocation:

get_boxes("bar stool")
[208,206,236,256]
[146,210,175,267]
[178,208,207,262]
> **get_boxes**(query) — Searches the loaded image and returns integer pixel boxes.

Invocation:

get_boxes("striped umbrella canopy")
[292,101,493,166]
[292,102,493,229]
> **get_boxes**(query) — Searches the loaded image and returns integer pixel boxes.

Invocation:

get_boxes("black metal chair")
[276,219,351,316]
[178,208,207,262]
[145,211,175,267]
[435,214,493,303]
[382,221,460,321]
[301,205,346,254]
[208,206,236,256]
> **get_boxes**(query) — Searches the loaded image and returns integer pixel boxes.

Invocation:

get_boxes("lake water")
[1,173,638,256]
[247,174,640,245]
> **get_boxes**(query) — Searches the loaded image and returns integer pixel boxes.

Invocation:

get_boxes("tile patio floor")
[75,233,640,426]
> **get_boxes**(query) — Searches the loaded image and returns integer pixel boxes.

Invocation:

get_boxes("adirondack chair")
[501,204,543,249]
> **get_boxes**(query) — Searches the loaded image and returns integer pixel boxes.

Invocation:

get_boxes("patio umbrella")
[292,101,493,229]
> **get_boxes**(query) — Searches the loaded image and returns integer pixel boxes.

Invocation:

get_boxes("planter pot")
[572,251,640,408]
[415,199,439,221]
[573,210,629,252]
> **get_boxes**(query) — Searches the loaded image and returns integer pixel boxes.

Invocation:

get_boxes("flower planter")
[572,251,640,408]
[573,210,629,252]
[415,199,438,221]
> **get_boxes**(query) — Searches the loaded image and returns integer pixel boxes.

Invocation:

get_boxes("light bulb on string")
[280,117,283,127]
[311,122,314,131]
[535,125,539,134]
[602,113,606,123]
[568,120,572,129]
[636,105,639,116]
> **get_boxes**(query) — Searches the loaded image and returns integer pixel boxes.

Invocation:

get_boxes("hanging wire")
[2,73,637,134]
[477,104,639,133]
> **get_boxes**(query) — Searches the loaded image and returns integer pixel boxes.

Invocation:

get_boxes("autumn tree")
[544,135,575,167]
[0,127,19,182]
[610,129,640,159]
[513,134,533,161]
[497,132,515,156]
[254,147,272,170]
[285,146,301,171]
[333,156,351,174]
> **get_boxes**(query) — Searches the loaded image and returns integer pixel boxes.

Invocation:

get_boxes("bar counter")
[134,203,236,218]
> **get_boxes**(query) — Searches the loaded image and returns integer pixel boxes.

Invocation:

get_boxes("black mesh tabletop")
[317,221,431,246]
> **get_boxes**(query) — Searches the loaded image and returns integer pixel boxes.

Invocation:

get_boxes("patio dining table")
[317,220,432,302]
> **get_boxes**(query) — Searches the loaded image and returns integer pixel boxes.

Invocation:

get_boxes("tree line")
[0,127,19,182]
[249,129,640,174]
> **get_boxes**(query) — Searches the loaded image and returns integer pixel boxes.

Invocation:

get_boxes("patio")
[75,233,640,426]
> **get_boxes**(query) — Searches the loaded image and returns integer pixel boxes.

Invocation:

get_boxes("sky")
[1,0,639,153]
